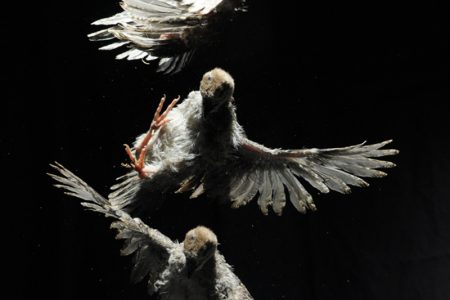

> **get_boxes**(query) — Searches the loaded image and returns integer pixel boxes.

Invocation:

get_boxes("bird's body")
[134,90,241,176]
[112,68,399,215]
[88,0,246,74]
[49,164,253,300]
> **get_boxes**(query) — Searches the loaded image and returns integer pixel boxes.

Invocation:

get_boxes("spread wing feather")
[88,0,246,74]
[221,139,399,215]
[48,163,174,295]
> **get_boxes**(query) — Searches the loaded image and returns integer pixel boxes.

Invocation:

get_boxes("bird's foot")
[136,95,180,156]
[150,94,180,133]
[123,95,180,178]
[123,144,150,178]
[134,95,180,158]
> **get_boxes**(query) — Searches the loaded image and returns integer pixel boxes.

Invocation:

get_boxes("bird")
[48,162,253,300]
[88,0,247,74]
[110,67,399,216]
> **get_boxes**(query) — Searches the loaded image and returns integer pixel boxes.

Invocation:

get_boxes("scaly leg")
[123,95,180,178]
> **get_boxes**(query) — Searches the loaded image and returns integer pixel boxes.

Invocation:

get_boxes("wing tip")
[361,181,370,188]
[49,161,63,170]
[386,161,397,168]
[47,162,70,183]
[377,171,388,178]
[259,205,269,215]
[379,139,399,155]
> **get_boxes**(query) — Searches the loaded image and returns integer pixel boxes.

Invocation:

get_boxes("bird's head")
[200,68,235,108]
[183,226,218,272]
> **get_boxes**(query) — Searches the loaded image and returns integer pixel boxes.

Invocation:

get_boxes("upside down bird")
[49,163,253,300]
[109,68,399,215]
[88,0,247,74]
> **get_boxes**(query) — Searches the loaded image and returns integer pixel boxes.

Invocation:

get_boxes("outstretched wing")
[88,0,246,74]
[48,163,175,295]
[203,139,398,215]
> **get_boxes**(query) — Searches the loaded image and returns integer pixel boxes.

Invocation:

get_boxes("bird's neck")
[202,96,233,120]
[198,97,235,164]
[190,255,218,285]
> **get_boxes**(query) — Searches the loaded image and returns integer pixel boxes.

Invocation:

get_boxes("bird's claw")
[123,144,149,178]
[150,95,180,132]
[124,95,180,179]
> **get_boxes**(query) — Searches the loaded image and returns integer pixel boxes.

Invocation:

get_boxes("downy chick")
[113,68,399,215]
[49,163,253,300]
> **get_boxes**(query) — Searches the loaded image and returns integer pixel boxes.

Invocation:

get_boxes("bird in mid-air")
[49,163,253,300]
[109,68,399,215]
[88,0,247,74]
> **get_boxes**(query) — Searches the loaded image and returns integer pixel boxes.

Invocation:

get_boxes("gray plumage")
[88,0,247,74]
[49,162,253,300]
[114,68,399,215]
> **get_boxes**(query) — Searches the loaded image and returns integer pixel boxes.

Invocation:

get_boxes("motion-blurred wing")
[48,163,175,295]
[210,139,398,215]
[88,0,245,74]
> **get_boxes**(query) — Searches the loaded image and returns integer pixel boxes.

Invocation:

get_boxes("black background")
[5,0,450,299]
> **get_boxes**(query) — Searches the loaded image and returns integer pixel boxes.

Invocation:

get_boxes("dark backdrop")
[5,0,450,299]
